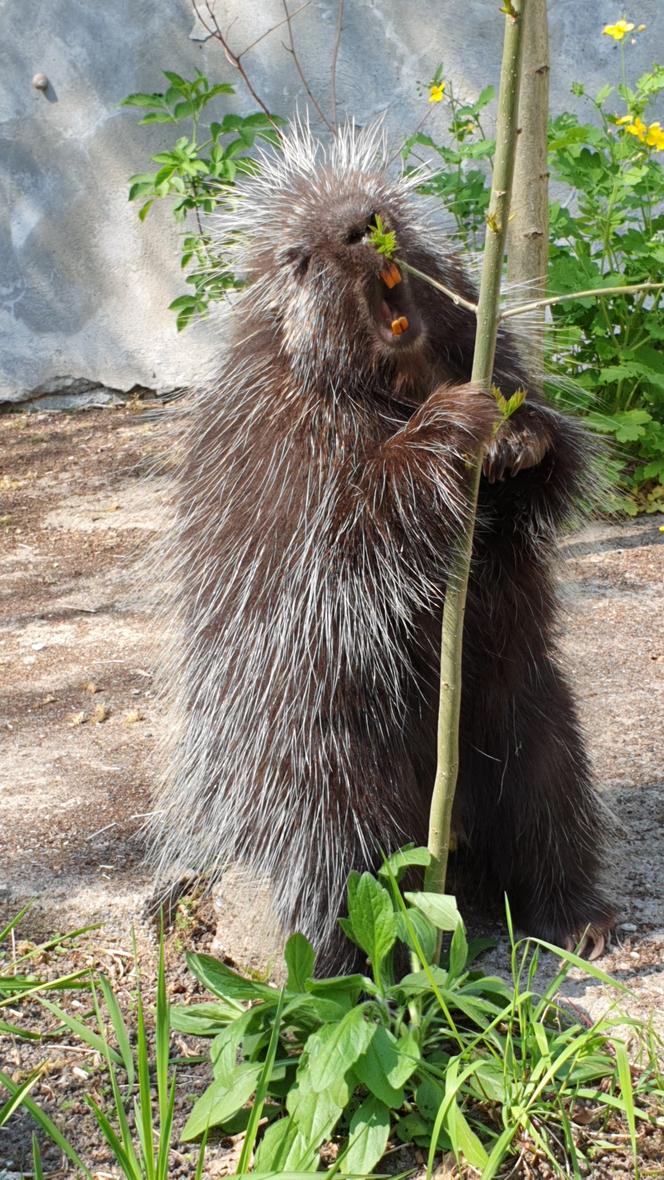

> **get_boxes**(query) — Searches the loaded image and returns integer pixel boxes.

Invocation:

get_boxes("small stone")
[619,922,638,933]
[32,72,49,90]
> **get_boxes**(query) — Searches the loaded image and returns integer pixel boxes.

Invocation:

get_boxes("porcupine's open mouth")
[372,262,422,348]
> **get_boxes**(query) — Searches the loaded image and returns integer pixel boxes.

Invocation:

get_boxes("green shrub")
[122,70,282,328]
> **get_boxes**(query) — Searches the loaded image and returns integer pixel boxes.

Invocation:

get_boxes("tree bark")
[506,0,549,382]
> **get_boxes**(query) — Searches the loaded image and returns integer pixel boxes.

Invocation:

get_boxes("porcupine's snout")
[323,203,423,349]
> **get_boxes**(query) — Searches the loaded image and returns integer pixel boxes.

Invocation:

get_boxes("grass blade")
[37,996,124,1064]
[0,1066,44,1126]
[237,987,286,1173]
[0,901,33,943]
[32,1132,44,1180]
[155,928,170,1128]
[99,973,136,1086]
[0,1070,92,1178]
[615,1040,638,1171]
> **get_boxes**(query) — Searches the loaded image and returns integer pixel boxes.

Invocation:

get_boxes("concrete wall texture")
[1,0,662,403]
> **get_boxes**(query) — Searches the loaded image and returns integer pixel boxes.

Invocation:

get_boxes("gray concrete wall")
[1,0,662,403]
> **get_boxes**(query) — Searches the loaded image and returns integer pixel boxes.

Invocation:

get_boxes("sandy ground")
[0,405,663,1175]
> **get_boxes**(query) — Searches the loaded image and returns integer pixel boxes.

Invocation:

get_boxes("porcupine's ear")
[277,246,311,281]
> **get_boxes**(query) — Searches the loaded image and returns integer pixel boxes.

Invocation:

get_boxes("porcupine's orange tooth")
[397,315,409,332]
[380,267,397,289]
[390,318,403,336]
[389,263,402,285]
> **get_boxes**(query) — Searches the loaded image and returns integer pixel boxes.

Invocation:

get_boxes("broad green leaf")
[404,891,461,931]
[394,1111,437,1146]
[286,1069,348,1147]
[210,1010,255,1081]
[345,872,397,966]
[448,920,469,978]
[306,1006,372,1092]
[186,952,278,1002]
[378,844,431,882]
[138,112,177,125]
[181,1062,262,1140]
[121,92,167,108]
[415,1076,445,1121]
[353,1024,406,1107]
[390,964,448,995]
[284,932,316,991]
[447,1099,488,1169]
[396,906,437,963]
[304,972,368,1011]
[344,1095,390,1172]
[253,1117,303,1172]
[170,999,240,1035]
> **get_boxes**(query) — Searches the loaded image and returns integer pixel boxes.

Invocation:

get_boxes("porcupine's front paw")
[482,410,552,484]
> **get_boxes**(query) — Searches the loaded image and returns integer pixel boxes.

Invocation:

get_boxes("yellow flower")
[602,19,635,40]
[637,23,646,31]
[616,114,633,124]
[428,83,445,104]
[625,116,647,140]
[645,121,664,150]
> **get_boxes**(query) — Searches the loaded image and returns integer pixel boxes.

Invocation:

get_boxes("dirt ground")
[0,405,663,1176]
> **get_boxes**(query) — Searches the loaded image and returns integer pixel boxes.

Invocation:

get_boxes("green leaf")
[304,972,368,1011]
[394,1111,436,1146]
[390,964,448,996]
[186,953,278,1003]
[306,1006,372,1093]
[121,92,167,108]
[447,1098,489,1168]
[162,70,187,87]
[404,890,461,931]
[345,872,397,968]
[396,905,438,963]
[181,1062,263,1140]
[344,1095,390,1173]
[448,919,469,978]
[284,933,316,992]
[595,83,614,106]
[353,1024,411,1106]
[138,199,154,221]
[128,179,155,202]
[138,112,177,125]
[378,844,431,882]
[467,1059,507,1103]
[286,1069,348,1150]
[170,999,240,1035]
[253,1117,303,1172]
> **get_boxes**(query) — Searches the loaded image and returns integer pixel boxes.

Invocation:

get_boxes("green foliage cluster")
[547,67,664,513]
[402,77,496,250]
[164,851,659,1178]
[2,871,663,1177]
[122,70,281,328]
[401,62,664,509]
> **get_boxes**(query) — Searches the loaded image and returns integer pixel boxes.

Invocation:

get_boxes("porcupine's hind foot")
[514,885,616,961]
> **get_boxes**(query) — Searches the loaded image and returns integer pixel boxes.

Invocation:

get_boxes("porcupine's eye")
[345,212,379,245]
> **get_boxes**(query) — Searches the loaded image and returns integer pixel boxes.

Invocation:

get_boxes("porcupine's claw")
[482,418,551,483]
[564,927,608,961]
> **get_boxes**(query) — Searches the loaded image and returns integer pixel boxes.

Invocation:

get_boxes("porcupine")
[153,123,614,973]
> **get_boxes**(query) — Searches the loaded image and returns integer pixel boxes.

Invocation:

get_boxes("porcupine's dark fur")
[153,124,614,973]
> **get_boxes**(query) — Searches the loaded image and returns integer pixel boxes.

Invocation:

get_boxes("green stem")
[499,281,664,320]
[423,0,527,950]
